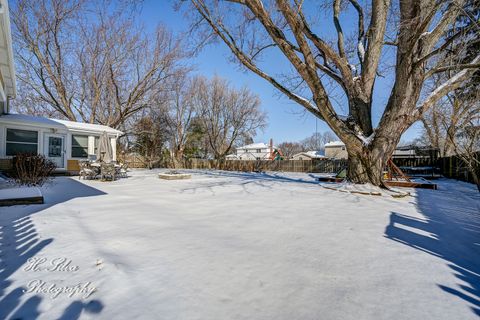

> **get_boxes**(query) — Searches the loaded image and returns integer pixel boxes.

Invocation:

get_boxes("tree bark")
[346,148,385,186]
[186,0,480,187]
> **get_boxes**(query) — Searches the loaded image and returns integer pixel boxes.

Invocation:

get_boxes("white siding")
[0,122,118,163]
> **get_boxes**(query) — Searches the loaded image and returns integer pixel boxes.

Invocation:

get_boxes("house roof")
[292,151,326,159]
[304,150,326,158]
[395,144,438,151]
[0,113,123,135]
[237,142,276,150]
[0,0,16,98]
[325,140,345,147]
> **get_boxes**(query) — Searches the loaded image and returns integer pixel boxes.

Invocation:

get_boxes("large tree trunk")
[346,149,386,186]
[343,128,402,187]
[172,148,184,169]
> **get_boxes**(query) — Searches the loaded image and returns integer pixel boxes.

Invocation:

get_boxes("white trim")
[44,133,66,169]
[70,133,90,160]
[0,115,120,167]
[0,0,17,98]
[3,125,40,157]
[0,114,123,136]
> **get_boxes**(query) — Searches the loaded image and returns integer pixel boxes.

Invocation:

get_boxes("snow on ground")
[0,187,42,200]
[0,169,479,320]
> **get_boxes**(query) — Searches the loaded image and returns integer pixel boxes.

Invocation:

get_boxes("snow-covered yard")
[0,170,479,319]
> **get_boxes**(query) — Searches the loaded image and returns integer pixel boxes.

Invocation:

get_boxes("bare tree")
[452,123,480,192]
[322,131,338,145]
[421,93,478,156]
[301,131,338,151]
[421,0,479,190]
[131,112,170,169]
[194,76,267,159]
[277,141,304,158]
[12,0,185,128]
[182,0,480,186]
[301,133,323,151]
[12,0,82,121]
[162,75,198,166]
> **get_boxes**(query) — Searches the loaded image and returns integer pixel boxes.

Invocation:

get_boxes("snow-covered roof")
[292,151,326,159]
[237,142,276,150]
[304,151,326,158]
[0,113,123,135]
[53,118,123,135]
[325,141,345,147]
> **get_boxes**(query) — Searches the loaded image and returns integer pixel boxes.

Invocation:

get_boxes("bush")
[11,153,56,186]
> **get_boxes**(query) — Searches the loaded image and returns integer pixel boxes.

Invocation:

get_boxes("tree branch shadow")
[384,179,480,316]
[0,177,107,319]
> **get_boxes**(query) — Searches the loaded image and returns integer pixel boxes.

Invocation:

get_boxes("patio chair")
[119,162,129,178]
[79,161,98,180]
[101,163,116,181]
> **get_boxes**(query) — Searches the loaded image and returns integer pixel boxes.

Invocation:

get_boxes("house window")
[256,149,261,153]
[256,157,261,160]
[71,135,89,158]
[6,128,38,156]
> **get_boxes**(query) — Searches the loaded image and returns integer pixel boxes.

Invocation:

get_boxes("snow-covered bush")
[11,153,56,186]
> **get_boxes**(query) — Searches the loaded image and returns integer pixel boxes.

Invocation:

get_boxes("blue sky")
[140,1,423,144]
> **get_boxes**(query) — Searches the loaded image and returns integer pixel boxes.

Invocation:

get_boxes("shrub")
[11,153,56,186]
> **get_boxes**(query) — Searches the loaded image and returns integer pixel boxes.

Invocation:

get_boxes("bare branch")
[415,55,480,119]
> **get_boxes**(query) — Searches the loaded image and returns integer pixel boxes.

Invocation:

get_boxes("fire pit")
[158,170,191,180]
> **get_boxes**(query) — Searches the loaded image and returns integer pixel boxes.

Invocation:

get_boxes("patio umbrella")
[96,131,113,163]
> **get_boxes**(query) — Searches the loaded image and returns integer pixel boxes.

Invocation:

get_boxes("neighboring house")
[0,2,122,173]
[325,141,348,159]
[290,151,326,160]
[392,145,439,159]
[0,114,123,172]
[0,0,16,115]
[227,142,278,160]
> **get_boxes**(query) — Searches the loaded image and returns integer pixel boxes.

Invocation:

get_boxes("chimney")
[269,138,273,160]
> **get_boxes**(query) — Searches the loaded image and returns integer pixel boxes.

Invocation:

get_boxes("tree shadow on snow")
[0,177,106,319]
[384,179,480,316]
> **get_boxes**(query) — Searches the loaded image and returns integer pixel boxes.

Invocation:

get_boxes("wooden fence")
[391,157,438,168]
[122,152,479,185]
[122,153,166,169]
[436,153,479,184]
[183,158,348,173]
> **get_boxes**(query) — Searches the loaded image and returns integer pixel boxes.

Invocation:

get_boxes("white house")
[227,142,277,161]
[325,141,348,159]
[0,114,123,172]
[0,0,16,115]
[0,2,122,173]
[290,150,326,160]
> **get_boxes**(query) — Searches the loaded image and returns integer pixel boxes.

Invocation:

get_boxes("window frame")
[71,134,89,159]
[5,127,39,156]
